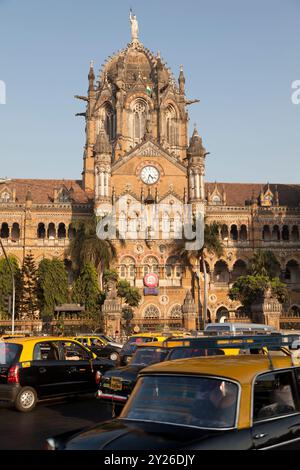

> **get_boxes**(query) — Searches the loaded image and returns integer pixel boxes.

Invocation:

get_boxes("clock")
[140,166,160,185]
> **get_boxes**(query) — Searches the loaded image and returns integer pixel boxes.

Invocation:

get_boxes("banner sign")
[144,287,159,296]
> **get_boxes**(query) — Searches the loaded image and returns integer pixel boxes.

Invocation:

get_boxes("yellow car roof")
[140,354,299,385]
[3,336,81,345]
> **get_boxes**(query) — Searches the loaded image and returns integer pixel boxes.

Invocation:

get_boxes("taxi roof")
[140,354,300,385]
[136,339,192,349]
[3,336,81,345]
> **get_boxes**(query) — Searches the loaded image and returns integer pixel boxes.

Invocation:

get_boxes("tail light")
[95,370,102,384]
[8,365,19,384]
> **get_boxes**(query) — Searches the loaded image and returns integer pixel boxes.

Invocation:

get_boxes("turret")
[187,127,208,201]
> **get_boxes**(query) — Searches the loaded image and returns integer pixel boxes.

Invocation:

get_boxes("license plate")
[110,377,122,391]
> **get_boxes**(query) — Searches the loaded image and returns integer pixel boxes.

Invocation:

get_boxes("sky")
[0,0,299,184]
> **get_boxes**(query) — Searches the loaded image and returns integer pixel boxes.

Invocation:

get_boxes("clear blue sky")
[0,0,299,183]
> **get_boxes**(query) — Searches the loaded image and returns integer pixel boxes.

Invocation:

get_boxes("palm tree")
[68,215,116,289]
[248,250,281,278]
[172,221,223,329]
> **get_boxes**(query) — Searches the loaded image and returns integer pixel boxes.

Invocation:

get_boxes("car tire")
[14,386,37,413]
[109,351,120,362]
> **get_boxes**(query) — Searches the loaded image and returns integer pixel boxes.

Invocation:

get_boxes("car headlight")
[44,438,57,451]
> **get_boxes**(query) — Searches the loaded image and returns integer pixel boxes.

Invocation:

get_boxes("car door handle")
[253,433,268,439]
[39,367,47,374]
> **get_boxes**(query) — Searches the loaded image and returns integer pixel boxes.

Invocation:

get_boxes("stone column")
[101,281,122,338]
[251,288,282,330]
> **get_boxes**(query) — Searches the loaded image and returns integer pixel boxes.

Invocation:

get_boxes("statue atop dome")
[129,9,139,44]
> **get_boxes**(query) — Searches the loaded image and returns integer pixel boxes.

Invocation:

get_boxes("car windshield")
[122,376,238,429]
[0,343,22,365]
[131,348,169,366]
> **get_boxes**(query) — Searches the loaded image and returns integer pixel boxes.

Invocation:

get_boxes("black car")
[97,342,225,410]
[72,336,122,363]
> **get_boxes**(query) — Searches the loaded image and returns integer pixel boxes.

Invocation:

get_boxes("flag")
[146,85,152,96]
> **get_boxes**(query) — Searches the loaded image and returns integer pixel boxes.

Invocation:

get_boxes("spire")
[187,126,207,158]
[178,64,185,95]
[88,60,95,92]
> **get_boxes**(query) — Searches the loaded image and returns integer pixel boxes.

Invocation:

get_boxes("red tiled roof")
[205,183,300,207]
[0,179,93,204]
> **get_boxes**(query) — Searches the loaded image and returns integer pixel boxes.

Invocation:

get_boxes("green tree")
[229,250,288,309]
[68,216,115,288]
[19,252,38,319]
[0,256,21,319]
[37,258,69,317]
[117,279,141,308]
[72,263,101,319]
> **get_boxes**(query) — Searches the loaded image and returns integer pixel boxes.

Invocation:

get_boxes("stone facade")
[1,18,300,330]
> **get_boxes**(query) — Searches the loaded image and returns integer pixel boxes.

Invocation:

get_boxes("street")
[0,394,113,450]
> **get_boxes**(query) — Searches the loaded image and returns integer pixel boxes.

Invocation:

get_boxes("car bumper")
[97,389,128,403]
[0,383,20,402]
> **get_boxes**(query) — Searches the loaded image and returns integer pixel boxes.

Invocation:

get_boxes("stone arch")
[11,223,20,241]
[165,103,178,147]
[165,256,182,279]
[216,306,229,323]
[213,260,230,284]
[58,223,66,239]
[130,98,149,144]
[0,222,9,238]
[47,223,56,239]
[220,224,229,240]
[289,305,300,318]
[98,101,116,141]
[143,255,159,276]
[231,259,247,282]
[119,255,136,279]
[68,224,76,240]
[235,306,250,320]
[37,223,46,239]
[284,259,300,284]
[143,304,161,319]
[230,224,238,241]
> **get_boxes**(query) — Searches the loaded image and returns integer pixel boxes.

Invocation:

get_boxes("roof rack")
[162,333,284,352]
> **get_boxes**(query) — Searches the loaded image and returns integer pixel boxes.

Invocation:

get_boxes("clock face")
[140,166,160,185]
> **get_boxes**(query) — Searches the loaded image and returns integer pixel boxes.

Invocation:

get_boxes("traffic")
[2,325,300,450]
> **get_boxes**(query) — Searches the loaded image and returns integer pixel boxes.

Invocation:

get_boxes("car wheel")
[109,351,120,362]
[14,387,37,412]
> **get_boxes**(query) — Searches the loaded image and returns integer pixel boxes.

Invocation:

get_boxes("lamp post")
[0,238,16,333]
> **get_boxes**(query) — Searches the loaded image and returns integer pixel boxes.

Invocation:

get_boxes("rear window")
[0,343,22,365]
[168,347,225,360]
[131,348,169,366]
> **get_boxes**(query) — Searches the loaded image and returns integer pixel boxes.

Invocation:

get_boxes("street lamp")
[0,238,15,334]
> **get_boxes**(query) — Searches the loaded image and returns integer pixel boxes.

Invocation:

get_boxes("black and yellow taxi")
[119,331,191,366]
[0,336,115,412]
[46,334,300,450]
[97,336,237,409]
[70,335,121,362]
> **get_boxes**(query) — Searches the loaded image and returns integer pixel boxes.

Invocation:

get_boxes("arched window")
[262,225,271,241]
[231,260,247,282]
[68,224,76,240]
[11,223,20,241]
[213,260,230,284]
[291,226,299,242]
[272,225,280,241]
[290,306,300,318]
[0,223,9,238]
[165,256,182,279]
[119,256,136,280]
[0,191,11,203]
[166,104,178,147]
[98,103,115,141]
[143,305,160,319]
[47,223,56,239]
[240,225,247,241]
[282,225,290,241]
[143,256,159,275]
[230,225,238,241]
[132,100,148,144]
[37,223,46,239]
[284,260,300,284]
[169,305,183,319]
[216,306,229,323]
[221,225,229,240]
[58,223,66,239]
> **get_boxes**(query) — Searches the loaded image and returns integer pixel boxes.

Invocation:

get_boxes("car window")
[253,371,297,421]
[0,343,22,365]
[33,342,60,361]
[131,348,168,366]
[90,338,104,347]
[60,341,91,361]
[168,348,225,360]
